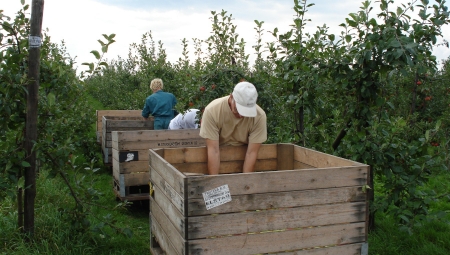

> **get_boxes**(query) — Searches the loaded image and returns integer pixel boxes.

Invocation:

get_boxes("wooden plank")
[150,193,186,239]
[112,148,147,162]
[187,222,366,255]
[105,119,154,130]
[187,186,365,216]
[294,145,365,168]
[151,168,185,215]
[113,158,149,174]
[294,160,315,169]
[171,159,277,175]
[112,169,149,187]
[258,243,364,255]
[150,197,186,255]
[149,149,187,198]
[112,129,202,143]
[114,138,206,151]
[96,109,142,124]
[161,144,277,164]
[150,214,181,255]
[277,143,294,170]
[187,201,366,239]
[186,166,369,199]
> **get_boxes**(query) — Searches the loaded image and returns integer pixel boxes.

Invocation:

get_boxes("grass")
[2,166,448,254]
[0,165,150,255]
[1,95,448,254]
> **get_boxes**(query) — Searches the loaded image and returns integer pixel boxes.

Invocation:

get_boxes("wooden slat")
[149,149,187,198]
[160,144,277,164]
[112,169,149,187]
[294,160,315,169]
[151,214,182,255]
[187,186,365,216]
[112,129,202,142]
[187,222,366,255]
[171,159,277,175]
[152,173,185,216]
[150,197,186,255]
[150,192,186,239]
[105,119,154,130]
[96,110,142,123]
[114,138,206,151]
[113,158,149,174]
[277,143,294,170]
[187,201,366,239]
[248,243,364,255]
[186,166,368,199]
[294,145,365,168]
[112,148,148,162]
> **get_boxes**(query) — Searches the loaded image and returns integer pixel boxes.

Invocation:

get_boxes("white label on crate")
[202,184,231,210]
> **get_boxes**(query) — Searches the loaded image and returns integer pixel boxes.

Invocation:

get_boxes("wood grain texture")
[186,202,366,239]
[187,186,365,216]
[151,170,185,216]
[151,213,182,255]
[187,222,366,255]
[149,150,186,198]
[186,166,368,199]
[150,193,186,238]
[112,129,202,142]
[294,145,365,168]
[150,196,186,254]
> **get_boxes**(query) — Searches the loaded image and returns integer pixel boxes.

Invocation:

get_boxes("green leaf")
[90,50,101,60]
[425,130,430,141]
[47,92,56,107]
[345,35,352,43]
[21,161,31,167]
[21,0,25,4]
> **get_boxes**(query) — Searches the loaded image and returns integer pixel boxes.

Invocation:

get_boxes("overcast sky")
[3,0,450,73]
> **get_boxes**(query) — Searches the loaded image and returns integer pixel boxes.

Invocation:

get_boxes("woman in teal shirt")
[142,78,177,129]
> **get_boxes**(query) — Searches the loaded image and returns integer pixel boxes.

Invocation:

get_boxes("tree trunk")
[24,0,44,236]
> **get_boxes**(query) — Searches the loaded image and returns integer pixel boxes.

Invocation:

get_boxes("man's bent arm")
[243,143,261,173]
[206,139,220,175]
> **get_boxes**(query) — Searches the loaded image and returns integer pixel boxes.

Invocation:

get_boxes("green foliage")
[1,2,128,239]
[2,0,450,248]
[84,0,450,232]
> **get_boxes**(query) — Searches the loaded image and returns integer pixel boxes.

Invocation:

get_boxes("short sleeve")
[248,113,267,144]
[199,107,219,140]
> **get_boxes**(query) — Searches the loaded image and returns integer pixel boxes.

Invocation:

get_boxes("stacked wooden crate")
[101,115,154,164]
[95,110,142,144]
[149,143,370,255]
[112,129,205,201]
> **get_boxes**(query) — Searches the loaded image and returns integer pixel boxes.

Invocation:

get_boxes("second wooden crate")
[95,110,142,144]
[101,115,154,164]
[112,129,205,201]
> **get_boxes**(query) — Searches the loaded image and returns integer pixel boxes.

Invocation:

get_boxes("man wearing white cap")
[199,81,267,175]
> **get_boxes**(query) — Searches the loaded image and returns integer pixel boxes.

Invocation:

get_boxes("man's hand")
[206,139,220,175]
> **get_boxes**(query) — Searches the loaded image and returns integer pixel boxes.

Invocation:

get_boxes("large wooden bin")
[149,144,370,255]
[95,110,142,144]
[101,115,154,164]
[112,129,205,201]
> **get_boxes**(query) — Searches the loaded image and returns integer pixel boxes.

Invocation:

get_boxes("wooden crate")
[112,129,205,201]
[101,115,154,164]
[149,144,370,255]
[96,110,142,144]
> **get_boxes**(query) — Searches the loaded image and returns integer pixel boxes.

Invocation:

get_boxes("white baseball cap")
[232,82,258,117]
